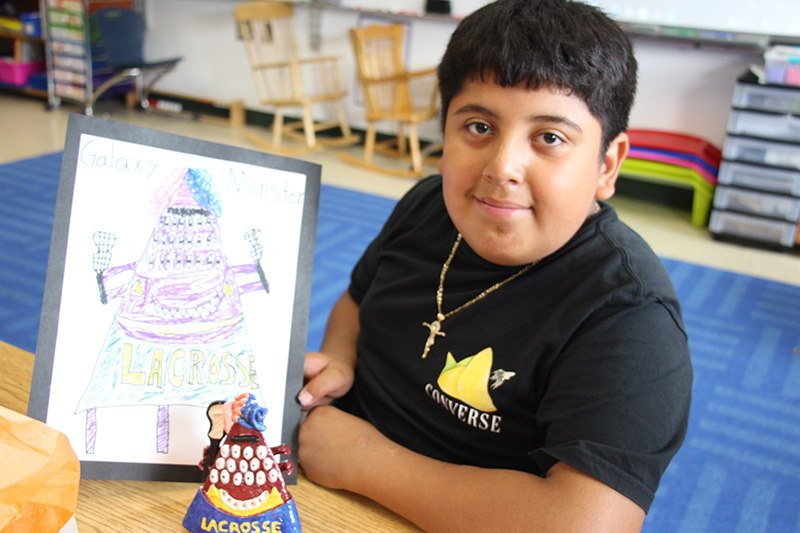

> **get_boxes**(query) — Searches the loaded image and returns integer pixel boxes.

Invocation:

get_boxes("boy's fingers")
[298,362,351,409]
[299,352,333,408]
[297,388,316,409]
[298,367,336,408]
[303,352,330,379]
[298,382,334,409]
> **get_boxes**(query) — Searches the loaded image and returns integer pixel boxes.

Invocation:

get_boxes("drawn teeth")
[151,293,220,319]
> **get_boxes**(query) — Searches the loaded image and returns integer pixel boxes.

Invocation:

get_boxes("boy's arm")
[298,291,360,409]
[299,405,645,533]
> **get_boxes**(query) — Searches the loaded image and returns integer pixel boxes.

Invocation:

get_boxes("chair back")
[235,2,304,105]
[93,8,146,68]
[349,24,411,120]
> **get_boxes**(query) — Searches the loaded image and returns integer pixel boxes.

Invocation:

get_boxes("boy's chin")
[461,229,547,267]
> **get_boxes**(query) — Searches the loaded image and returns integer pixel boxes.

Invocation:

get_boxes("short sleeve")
[349,176,443,304]
[529,300,692,512]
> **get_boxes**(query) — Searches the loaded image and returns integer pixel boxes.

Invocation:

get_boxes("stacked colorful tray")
[621,129,721,227]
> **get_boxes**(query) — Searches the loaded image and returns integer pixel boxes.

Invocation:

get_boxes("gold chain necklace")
[421,233,538,358]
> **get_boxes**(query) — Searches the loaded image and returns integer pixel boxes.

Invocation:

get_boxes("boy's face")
[438,79,628,266]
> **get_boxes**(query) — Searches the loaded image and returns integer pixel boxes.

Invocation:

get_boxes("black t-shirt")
[336,175,692,512]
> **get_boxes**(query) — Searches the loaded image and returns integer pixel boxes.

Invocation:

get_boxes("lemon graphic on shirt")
[437,347,497,412]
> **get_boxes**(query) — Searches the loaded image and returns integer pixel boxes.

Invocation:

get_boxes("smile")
[476,196,530,217]
[151,292,221,320]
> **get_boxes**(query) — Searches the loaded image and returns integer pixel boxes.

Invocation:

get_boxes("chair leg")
[408,123,423,173]
[302,104,317,149]
[364,123,377,164]
[84,68,139,116]
[135,75,145,107]
[139,66,176,109]
[334,101,354,139]
[272,109,285,147]
[397,123,407,156]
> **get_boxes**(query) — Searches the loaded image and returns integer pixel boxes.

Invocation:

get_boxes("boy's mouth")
[476,196,530,217]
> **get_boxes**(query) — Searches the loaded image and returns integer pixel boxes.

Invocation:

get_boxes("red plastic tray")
[627,129,722,169]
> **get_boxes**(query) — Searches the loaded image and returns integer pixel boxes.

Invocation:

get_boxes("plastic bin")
[722,135,800,170]
[717,161,800,197]
[713,185,800,221]
[709,210,798,247]
[728,109,800,143]
[27,71,47,91]
[732,82,800,115]
[0,57,45,86]
[764,45,800,87]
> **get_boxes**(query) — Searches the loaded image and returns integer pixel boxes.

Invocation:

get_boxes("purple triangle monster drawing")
[76,167,270,455]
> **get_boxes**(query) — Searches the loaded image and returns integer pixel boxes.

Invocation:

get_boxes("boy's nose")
[483,136,526,185]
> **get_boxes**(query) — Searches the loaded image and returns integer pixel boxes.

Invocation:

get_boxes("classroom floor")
[2,92,798,287]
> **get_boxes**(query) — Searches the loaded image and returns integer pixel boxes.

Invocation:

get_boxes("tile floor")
[2,92,797,286]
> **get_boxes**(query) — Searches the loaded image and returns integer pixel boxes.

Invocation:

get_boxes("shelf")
[0,81,47,97]
[0,18,46,100]
[0,28,44,43]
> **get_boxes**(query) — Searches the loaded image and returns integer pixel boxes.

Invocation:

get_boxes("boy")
[297,0,692,530]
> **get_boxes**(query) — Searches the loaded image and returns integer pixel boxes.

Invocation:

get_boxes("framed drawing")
[28,114,320,483]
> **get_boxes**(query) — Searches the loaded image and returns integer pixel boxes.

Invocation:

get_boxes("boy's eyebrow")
[453,104,583,132]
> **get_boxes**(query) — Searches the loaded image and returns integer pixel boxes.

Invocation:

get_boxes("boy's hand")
[297,351,355,410]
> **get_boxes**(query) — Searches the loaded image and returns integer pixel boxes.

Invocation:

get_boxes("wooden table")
[0,341,422,532]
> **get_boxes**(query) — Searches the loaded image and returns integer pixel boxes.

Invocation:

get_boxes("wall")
[143,0,763,148]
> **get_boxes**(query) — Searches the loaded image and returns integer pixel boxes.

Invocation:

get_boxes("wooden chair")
[340,24,440,177]
[234,2,359,154]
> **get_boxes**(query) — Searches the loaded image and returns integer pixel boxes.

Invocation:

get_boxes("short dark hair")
[437,0,637,151]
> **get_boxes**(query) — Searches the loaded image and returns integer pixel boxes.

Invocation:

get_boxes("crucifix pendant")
[421,313,446,359]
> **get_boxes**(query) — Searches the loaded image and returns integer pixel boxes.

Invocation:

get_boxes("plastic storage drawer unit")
[709,210,798,248]
[722,135,800,170]
[713,185,800,221]
[728,109,800,143]
[732,82,800,115]
[717,161,800,197]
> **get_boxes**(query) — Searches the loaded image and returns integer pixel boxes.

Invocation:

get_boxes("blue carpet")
[2,152,800,531]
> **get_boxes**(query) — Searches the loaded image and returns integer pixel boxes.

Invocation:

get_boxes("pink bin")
[0,58,46,86]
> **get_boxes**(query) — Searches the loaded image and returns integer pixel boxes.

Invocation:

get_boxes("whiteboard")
[339,0,800,46]
[588,0,800,43]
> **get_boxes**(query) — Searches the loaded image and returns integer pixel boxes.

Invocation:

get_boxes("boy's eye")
[539,132,564,146]
[466,122,492,135]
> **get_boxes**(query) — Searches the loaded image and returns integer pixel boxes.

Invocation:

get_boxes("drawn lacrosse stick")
[92,231,117,304]
[244,228,269,293]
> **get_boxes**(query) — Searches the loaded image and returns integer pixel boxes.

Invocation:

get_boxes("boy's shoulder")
[392,174,444,214]
[405,174,443,197]
[551,206,675,295]
[375,174,448,241]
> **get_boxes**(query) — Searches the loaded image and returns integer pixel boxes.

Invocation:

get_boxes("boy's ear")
[596,132,629,201]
